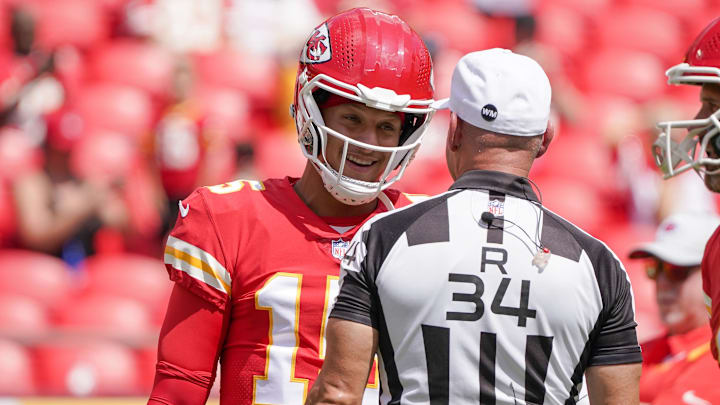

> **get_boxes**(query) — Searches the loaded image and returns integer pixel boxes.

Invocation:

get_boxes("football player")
[147,8,436,405]
[653,16,720,367]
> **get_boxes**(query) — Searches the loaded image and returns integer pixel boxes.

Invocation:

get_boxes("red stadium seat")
[0,249,72,307]
[69,130,139,183]
[53,294,155,339]
[0,184,17,249]
[135,345,157,395]
[530,129,617,195]
[0,339,35,395]
[431,50,464,100]
[34,340,140,396]
[0,129,40,248]
[73,83,154,141]
[394,161,453,196]
[532,178,606,237]
[27,0,109,50]
[407,2,498,54]
[539,0,612,16]
[89,40,174,99]
[0,6,10,51]
[194,85,251,143]
[80,254,171,324]
[0,294,50,335]
[598,222,665,342]
[581,49,666,102]
[193,48,278,106]
[119,166,164,248]
[596,6,684,65]
[574,95,641,134]
[254,131,308,179]
[0,127,42,180]
[626,0,705,22]
[536,6,588,58]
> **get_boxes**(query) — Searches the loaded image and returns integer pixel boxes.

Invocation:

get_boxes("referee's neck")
[457,158,532,179]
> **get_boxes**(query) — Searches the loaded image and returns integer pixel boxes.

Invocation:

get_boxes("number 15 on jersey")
[253,273,379,405]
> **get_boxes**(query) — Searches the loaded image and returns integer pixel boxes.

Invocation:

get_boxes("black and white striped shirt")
[331,170,642,405]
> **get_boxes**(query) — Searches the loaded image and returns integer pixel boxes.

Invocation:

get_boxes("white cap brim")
[628,242,701,267]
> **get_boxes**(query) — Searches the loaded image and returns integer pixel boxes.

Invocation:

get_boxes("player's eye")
[343,114,361,123]
[380,123,397,132]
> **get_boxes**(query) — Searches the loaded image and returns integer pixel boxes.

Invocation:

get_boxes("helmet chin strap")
[314,161,383,205]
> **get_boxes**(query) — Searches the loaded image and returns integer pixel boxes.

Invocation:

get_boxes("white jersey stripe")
[165,236,232,295]
[541,206,638,321]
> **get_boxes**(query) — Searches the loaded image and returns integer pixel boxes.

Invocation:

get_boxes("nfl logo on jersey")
[331,239,349,259]
[488,199,504,216]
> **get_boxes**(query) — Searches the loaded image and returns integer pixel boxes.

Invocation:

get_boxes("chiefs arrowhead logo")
[307,32,327,60]
[301,23,331,64]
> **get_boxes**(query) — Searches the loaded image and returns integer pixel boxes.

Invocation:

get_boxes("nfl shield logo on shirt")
[488,199,504,216]
[331,239,349,259]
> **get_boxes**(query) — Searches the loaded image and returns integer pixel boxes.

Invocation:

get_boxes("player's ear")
[536,120,555,158]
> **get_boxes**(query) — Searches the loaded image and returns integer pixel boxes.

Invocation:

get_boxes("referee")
[306,49,642,405]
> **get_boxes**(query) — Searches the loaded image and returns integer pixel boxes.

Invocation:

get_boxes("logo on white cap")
[481,104,498,121]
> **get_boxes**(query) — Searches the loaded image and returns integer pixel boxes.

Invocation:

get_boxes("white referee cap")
[629,212,720,266]
[432,48,552,136]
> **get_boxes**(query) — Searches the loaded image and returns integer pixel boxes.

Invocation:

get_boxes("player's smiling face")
[321,102,402,183]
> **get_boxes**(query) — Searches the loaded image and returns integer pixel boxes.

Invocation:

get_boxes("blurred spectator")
[628,213,720,404]
[154,56,205,207]
[512,7,585,125]
[11,124,129,264]
[0,7,63,142]
[0,5,131,263]
[124,0,223,52]
[225,0,321,58]
[0,0,717,398]
[613,99,717,223]
[643,100,719,219]
[473,0,533,17]
[153,56,248,229]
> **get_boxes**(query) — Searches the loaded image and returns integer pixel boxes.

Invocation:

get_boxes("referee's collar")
[449,170,540,203]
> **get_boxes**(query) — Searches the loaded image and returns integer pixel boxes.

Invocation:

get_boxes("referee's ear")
[536,120,555,158]
[447,112,462,152]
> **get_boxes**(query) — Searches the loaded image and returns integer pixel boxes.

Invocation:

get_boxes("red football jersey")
[162,176,421,404]
[639,327,711,403]
[650,345,720,405]
[702,225,720,365]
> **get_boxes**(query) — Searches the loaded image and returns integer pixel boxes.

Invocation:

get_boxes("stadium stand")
[0,0,717,401]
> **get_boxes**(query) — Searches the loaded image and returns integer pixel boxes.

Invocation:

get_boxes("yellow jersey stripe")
[164,236,232,295]
[705,291,713,317]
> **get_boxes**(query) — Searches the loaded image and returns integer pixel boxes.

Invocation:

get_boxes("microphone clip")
[480,210,551,270]
[532,247,551,270]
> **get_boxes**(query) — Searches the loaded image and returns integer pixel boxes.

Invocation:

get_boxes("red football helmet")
[654,17,720,178]
[292,8,435,205]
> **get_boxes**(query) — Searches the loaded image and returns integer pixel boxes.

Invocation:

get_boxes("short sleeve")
[588,255,643,366]
[163,189,232,311]
[330,229,380,329]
